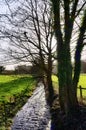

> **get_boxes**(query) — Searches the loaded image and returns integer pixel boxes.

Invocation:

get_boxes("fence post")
[79,85,83,100]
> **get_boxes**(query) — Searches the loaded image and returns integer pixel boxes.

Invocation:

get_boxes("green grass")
[0,74,36,130]
[52,74,86,97]
[0,75,35,102]
[78,74,86,98]
[52,75,58,82]
[78,74,86,88]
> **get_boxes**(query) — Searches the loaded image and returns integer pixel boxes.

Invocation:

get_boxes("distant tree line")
[0,66,5,74]
[1,60,86,75]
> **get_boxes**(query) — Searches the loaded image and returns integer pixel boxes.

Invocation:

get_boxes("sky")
[0,0,86,70]
[0,0,21,70]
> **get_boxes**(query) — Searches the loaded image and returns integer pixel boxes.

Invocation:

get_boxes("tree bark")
[47,51,54,106]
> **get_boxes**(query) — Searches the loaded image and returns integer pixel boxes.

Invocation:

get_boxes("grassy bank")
[0,75,36,130]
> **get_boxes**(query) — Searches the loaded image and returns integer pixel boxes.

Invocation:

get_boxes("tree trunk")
[51,0,86,116]
[65,48,79,115]
[47,56,54,106]
[58,44,79,115]
[47,74,54,106]
[46,49,54,106]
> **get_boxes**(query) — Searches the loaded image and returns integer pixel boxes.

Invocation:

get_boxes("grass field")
[0,75,36,130]
[52,74,86,97]
[0,75,35,102]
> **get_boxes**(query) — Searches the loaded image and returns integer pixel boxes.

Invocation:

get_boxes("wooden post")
[79,85,83,100]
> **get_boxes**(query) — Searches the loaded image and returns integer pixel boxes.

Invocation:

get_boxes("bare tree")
[0,0,56,106]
